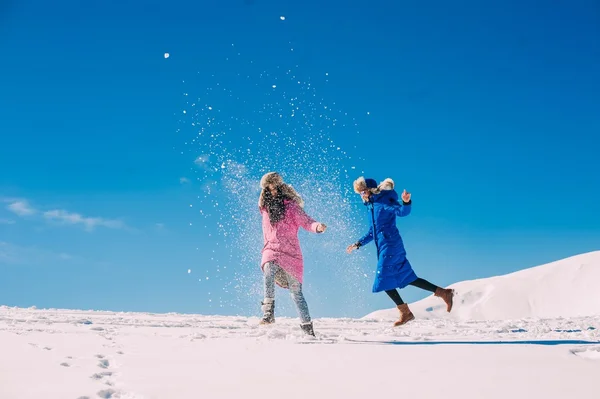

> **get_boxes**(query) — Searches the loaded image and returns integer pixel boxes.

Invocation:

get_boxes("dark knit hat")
[364,178,377,189]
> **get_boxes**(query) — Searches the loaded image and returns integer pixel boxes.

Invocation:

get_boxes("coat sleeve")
[356,225,374,247]
[381,199,412,217]
[293,203,321,233]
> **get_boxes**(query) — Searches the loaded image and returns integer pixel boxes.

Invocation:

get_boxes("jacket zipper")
[369,202,380,257]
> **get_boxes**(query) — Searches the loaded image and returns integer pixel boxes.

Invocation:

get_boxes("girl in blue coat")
[347,177,454,326]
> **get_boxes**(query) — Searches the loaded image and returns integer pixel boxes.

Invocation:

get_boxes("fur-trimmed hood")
[258,172,304,208]
[353,176,395,195]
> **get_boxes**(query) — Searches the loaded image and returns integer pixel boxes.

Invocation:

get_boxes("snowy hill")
[364,251,600,321]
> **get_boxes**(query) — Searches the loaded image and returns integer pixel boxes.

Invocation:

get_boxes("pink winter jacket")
[260,199,321,284]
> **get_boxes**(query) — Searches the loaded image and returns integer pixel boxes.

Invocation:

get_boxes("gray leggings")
[263,262,311,324]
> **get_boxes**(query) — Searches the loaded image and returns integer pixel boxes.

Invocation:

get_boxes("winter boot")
[300,322,315,337]
[393,303,415,327]
[260,299,275,325]
[435,287,455,312]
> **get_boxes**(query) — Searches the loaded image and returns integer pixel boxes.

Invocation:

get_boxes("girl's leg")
[263,262,277,300]
[289,280,311,324]
[385,289,414,326]
[260,262,277,324]
[410,277,455,312]
[385,289,405,305]
[409,278,439,293]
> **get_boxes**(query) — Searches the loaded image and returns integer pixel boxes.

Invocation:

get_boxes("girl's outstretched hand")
[346,243,358,254]
[316,223,327,233]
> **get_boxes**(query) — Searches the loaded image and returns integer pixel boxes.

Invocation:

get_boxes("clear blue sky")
[1,0,599,318]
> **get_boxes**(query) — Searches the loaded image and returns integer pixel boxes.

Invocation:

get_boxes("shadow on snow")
[340,339,600,346]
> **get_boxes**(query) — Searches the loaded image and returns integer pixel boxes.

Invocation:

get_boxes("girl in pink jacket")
[258,172,327,336]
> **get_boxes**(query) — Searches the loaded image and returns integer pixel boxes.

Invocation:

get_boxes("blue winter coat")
[356,188,418,293]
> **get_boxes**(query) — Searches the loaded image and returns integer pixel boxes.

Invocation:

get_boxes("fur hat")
[258,172,304,208]
[353,176,395,195]
[260,172,283,189]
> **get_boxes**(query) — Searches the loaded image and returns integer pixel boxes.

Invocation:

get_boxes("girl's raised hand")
[401,189,411,203]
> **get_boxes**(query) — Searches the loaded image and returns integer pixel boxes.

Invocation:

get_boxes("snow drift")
[364,251,600,321]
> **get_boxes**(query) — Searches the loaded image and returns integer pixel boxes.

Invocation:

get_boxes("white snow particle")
[272,85,277,89]
[280,16,285,21]
[164,53,170,59]
[188,269,191,274]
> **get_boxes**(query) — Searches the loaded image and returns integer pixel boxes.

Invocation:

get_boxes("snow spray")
[175,46,374,318]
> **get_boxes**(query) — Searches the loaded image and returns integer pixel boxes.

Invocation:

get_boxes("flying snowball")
[164,53,170,59]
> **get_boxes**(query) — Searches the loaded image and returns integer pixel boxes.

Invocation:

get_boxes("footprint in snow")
[97,389,116,398]
[98,359,110,369]
[91,371,113,380]
[60,362,70,367]
[28,344,53,351]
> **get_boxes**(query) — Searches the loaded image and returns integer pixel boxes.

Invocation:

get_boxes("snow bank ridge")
[364,251,600,321]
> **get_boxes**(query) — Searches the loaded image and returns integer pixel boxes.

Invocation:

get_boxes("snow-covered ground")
[1,306,599,399]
